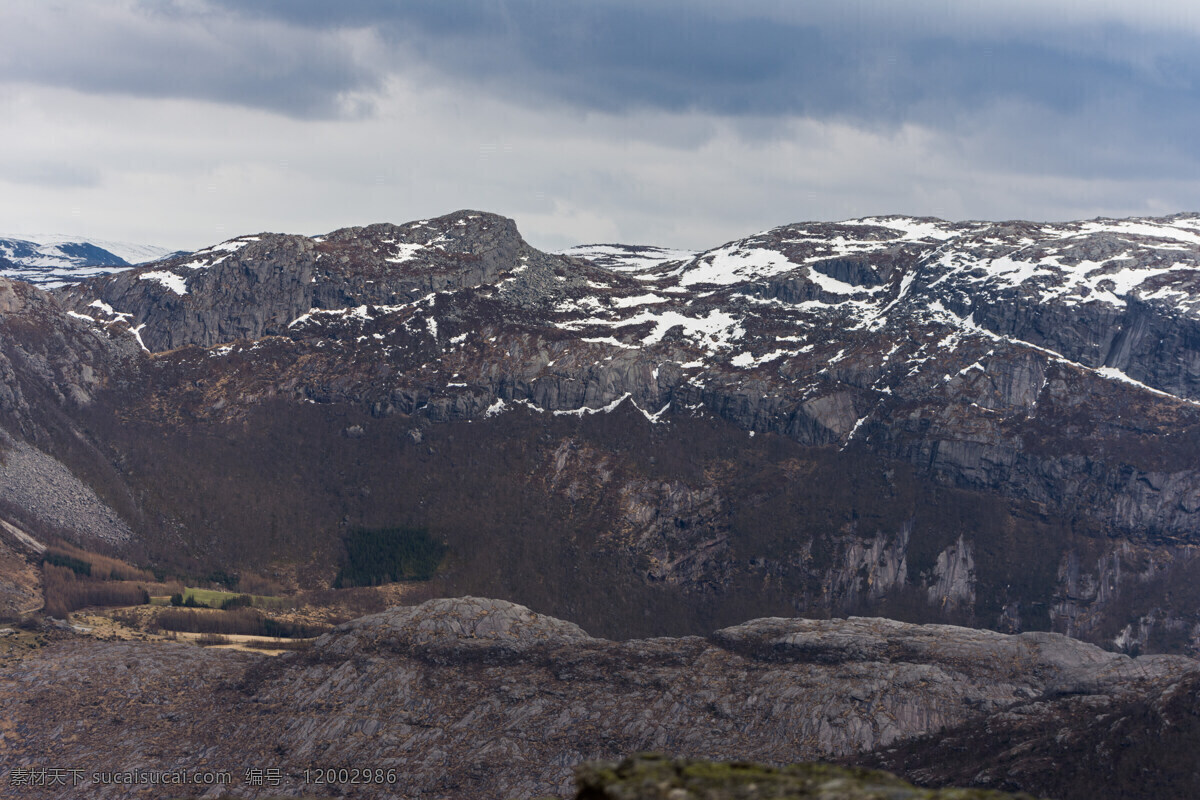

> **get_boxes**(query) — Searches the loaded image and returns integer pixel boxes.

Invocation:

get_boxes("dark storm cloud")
[203,1,1196,119]
[9,2,1195,120]
[6,1,1200,171]
[0,1,380,118]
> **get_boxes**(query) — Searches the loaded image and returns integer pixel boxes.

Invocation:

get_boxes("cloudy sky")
[2,0,1199,252]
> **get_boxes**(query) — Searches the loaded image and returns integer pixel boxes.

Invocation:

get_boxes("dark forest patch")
[334,527,448,587]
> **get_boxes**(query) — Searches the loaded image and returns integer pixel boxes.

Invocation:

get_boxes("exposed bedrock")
[3,598,1196,799]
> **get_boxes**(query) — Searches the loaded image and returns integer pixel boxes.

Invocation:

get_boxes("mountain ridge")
[1,208,1198,653]
[58,210,1200,399]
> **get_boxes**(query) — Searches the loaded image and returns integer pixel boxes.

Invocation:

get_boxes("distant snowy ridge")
[557,243,698,275]
[0,234,181,288]
[10,234,178,265]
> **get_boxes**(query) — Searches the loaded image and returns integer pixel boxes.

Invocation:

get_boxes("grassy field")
[0,628,49,662]
[175,631,315,652]
[150,587,287,609]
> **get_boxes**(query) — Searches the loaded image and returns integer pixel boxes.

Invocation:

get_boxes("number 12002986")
[305,767,398,785]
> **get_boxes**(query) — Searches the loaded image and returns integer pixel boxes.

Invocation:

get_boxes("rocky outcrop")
[56,211,595,353]
[1,598,1194,799]
[0,278,23,314]
[0,277,142,545]
[928,536,975,610]
[310,595,593,663]
[0,277,138,427]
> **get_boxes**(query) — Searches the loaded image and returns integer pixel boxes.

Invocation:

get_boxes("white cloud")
[0,76,1194,253]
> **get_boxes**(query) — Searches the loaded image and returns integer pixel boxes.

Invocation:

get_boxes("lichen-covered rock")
[310,595,593,662]
[573,754,1041,799]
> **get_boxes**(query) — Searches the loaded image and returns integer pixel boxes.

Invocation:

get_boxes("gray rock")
[2,598,1193,799]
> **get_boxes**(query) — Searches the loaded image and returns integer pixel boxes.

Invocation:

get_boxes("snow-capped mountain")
[65,211,1200,402]
[2,209,1199,655]
[0,234,180,287]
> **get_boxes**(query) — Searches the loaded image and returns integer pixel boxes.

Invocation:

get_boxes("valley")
[1,209,1199,797]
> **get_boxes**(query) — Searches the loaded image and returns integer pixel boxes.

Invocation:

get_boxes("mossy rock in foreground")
[570,754,1041,800]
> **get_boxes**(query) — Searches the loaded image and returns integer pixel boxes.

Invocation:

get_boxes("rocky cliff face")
[1,211,1199,649]
[55,213,573,353]
[0,276,143,549]
[1,598,1194,799]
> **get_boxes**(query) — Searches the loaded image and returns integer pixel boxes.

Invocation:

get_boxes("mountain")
[4,209,1200,798]
[0,234,180,287]
[1,210,1199,651]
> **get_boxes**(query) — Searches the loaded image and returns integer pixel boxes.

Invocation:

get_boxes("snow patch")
[386,243,426,264]
[139,271,188,295]
[557,244,698,273]
[730,352,755,368]
[1075,220,1200,246]
[851,217,958,241]
[679,244,795,287]
[553,392,633,417]
[581,336,635,349]
[805,267,886,296]
[611,293,669,308]
[634,400,671,424]
[88,299,119,316]
[840,416,869,450]
[129,324,149,352]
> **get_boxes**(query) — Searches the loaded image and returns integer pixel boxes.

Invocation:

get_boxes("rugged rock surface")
[57,213,1200,540]
[862,669,1200,800]
[0,435,132,545]
[56,213,582,353]
[0,598,1194,799]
